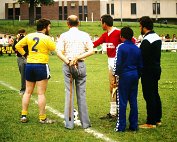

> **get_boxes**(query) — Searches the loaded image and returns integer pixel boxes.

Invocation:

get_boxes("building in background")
[0,0,177,23]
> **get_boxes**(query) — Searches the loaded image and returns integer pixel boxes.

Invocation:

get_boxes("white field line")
[0,81,117,142]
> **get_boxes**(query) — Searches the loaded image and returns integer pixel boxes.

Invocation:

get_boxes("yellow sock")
[21,110,28,116]
[39,114,46,120]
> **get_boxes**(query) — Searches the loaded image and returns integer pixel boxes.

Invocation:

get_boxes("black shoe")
[100,113,117,119]
[129,128,138,132]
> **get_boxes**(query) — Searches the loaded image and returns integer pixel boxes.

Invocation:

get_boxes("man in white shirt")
[56,15,94,129]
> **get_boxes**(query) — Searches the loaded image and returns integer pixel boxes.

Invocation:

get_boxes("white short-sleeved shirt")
[56,27,93,60]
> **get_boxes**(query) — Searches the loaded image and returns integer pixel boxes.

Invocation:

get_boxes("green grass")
[0,20,177,38]
[0,52,177,142]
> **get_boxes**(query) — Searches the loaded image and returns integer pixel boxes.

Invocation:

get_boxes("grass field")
[0,20,177,39]
[0,52,177,142]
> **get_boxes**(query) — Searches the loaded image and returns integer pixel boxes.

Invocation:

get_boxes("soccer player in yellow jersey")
[15,18,56,123]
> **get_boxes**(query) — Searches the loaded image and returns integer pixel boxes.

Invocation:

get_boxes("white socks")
[110,102,117,116]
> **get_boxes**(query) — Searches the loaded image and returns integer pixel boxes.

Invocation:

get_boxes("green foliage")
[18,0,54,5]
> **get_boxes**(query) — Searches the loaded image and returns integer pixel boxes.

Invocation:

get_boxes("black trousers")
[141,71,162,125]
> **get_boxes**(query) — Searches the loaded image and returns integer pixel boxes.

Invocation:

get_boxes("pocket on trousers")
[78,63,86,77]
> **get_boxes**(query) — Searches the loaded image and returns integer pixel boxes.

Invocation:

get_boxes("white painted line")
[0,80,117,142]
[85,128,117,142]
[0,81,18,91]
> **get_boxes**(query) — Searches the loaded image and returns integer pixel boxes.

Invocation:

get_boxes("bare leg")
[22,81,35,111]
[36,79,48,115]
[109,69,117,116]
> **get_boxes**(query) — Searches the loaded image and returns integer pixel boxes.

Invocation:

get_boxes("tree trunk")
[29,0,35,26]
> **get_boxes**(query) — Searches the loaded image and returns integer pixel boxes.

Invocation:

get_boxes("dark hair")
[19,34,25,41]
[37,18,51,31]
[67,16,79,27]
[121,26,133,40]
[139,16,153,30]
[18,29,26,34]
[101,14,113,27]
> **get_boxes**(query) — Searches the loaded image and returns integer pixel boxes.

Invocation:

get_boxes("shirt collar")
[144,30,154,37]
[69,27,78,31]
[124,40,133,44]
[108,27,118,36]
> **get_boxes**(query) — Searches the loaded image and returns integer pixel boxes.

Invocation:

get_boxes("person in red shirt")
[93,14,122,119]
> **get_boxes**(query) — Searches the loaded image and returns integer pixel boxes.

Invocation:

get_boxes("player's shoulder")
[26,32,39,39]
[143,33,161,44]
[79,30,90,36]
[102,31,108,37]
[27,32,48,37]
[113,28,121,33]
[60,30,70,38]
[117,42,124,49]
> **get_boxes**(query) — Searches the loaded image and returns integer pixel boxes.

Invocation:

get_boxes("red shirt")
[93,28,122,58]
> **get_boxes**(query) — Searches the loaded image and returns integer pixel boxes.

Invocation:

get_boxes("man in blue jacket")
[113,26,143,132]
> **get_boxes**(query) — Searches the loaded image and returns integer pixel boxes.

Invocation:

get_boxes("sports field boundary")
[0,80,118,142]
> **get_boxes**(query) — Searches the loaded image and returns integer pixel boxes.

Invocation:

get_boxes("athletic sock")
[39,114,47,121]
[21,110,28,117]
[110,102,117,116]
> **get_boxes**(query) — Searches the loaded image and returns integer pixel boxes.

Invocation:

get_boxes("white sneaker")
[39,118,56,124]
[21,116,28,123]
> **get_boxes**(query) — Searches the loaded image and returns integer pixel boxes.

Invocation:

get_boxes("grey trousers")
[17,57,26,92]
[63,61,91,129]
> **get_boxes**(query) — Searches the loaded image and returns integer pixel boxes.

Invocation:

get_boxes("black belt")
[68,60,84,62]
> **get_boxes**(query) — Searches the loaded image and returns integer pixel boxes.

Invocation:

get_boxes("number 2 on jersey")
[32,37,39,52]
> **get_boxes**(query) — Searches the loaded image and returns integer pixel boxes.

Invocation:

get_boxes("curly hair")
[37,18,51,31]
[139,16,153,30]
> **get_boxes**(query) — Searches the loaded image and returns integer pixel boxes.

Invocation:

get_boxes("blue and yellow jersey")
[15,32,56,63]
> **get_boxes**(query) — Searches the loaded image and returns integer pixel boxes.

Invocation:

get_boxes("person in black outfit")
[12,29,28,95]
[138,16,162,129]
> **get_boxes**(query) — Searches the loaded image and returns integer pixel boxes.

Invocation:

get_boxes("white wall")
[0,0,17,19]
[114,0,177,19]
[100,1,107,17]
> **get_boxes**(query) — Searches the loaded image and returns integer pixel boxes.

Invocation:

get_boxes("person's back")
[57,15,93,129]
[115,41,142,76]
[15,18,56,124]
[18,32,55,63]
[139,16,162,129]
[141,32,161,71]
[60,27,91,59]
[113,26,142,132]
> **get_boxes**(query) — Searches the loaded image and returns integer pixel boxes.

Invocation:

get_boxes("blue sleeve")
[113,45,122,76]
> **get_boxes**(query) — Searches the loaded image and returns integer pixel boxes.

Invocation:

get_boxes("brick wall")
[41,2,59,20]
[7,1,100,21]
[87,1,100,21]
[20,3,29,20]
[67,1,79,17]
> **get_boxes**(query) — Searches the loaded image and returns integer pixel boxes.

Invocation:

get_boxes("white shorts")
[108,57,115,70]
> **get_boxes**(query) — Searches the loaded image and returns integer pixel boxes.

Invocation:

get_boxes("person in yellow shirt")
[15,18,56,123]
